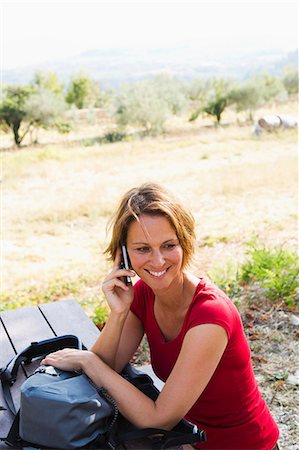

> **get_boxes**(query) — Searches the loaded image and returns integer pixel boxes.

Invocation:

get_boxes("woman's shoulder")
[188,277,241,337]
[195,277,235,306]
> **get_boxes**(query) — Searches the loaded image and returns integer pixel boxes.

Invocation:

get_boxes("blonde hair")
[105,183,196,269]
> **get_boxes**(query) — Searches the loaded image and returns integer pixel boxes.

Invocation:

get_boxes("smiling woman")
[44,182,280,449]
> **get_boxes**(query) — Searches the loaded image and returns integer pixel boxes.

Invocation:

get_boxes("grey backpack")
[0,335,206,449]
[20,366,116,449]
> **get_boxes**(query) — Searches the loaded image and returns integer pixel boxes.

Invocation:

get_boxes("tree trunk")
[13,122,21,146]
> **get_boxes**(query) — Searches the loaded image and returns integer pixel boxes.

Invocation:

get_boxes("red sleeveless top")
[131,278,279,449]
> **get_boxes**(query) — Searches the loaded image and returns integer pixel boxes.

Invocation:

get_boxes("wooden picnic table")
[0,299,164,449]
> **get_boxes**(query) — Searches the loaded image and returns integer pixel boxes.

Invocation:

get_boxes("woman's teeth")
[148,269,167,277]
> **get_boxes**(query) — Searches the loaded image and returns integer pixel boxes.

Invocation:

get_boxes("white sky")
[1,0,298,70]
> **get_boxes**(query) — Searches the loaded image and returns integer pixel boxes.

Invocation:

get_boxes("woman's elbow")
[134,406,181,431]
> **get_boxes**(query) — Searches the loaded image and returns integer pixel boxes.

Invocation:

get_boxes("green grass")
[210,240,299,308]
[0,276,89,311]
[240,240,299,307]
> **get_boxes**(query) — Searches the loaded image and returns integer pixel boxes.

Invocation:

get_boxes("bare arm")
[90,248,139,370]
[45,323,228,430]
[91,323,227,428]
[91,310,144,372]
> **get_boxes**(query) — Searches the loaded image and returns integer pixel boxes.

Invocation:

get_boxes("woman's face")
[126,214,184,292]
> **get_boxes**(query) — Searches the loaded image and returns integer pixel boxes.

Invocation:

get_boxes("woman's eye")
[137,247,150,253]
[164,244,176,249]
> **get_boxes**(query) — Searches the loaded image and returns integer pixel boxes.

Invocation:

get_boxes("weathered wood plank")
[0,305,55,354]
[0,319,17,443]
[39,299,100,349]
[0,300,165,449]
[0,304,56,446]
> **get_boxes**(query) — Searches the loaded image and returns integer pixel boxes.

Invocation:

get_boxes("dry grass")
[1,102,298,449]
[2,112,297,298]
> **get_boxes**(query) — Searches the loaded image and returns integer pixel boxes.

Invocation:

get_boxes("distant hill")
[3,46,298,89]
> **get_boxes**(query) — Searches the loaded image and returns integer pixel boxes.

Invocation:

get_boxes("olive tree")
[189,78,234,124]
[24,87,70,143]
[66,72,100,109]
[32,71,65,97]
[281,67,299,95]
[0,85,32,146]
[115,81,170,134]
[151,74,188,115]
[229,81,264,122]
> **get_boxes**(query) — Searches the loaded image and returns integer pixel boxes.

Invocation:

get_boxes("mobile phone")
[121,244,132,286]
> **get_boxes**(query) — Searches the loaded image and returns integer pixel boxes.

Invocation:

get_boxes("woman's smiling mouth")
[146,268,169,278]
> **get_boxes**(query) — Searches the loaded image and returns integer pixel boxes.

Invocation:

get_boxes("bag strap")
[116,426,206,449]
[3,412,43,449]
[0,334,83,416]
[1,334,83,384]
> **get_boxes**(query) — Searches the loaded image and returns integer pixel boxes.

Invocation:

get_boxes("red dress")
[130,278,279,450]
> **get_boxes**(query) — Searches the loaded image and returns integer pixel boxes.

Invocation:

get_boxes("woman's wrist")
[80,350,99,372]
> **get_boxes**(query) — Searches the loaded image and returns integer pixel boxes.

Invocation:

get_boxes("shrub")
[209,261,241,300]
[91,303,109,330]
[240,241,299,307]
[103,131,127,143]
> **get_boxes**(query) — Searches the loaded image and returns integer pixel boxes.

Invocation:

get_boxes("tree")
[188,78,210,102]
[66,72,100,108]
[151,74,187,115]
[32,71,64,97]
[229,81,264,122]
[252,73,288,103]
[189,78,234,124]
[0,85,32,146]
[24,87,69,142]
[0,84,71,146]
[281,67,299,95]
[115,80,170,134]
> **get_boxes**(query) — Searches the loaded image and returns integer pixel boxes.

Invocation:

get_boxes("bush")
[115,80,170,134]
[91,302,109,330]
[240,241,299,307]
[209,261,241,300]
[103,131,127,143]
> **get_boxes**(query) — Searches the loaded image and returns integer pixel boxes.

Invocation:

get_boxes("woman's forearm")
[82,353,173,430]
[90,310,128,370]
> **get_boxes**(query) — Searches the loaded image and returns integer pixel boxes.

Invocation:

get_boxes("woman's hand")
[102,247,135,314]
[41,348,95,372]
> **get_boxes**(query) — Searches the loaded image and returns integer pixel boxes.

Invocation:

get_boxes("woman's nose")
[151,250,165,267]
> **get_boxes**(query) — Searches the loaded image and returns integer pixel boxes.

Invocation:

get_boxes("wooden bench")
[0,299,164,449]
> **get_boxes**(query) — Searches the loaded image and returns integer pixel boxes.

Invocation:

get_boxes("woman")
[42,183,279,449]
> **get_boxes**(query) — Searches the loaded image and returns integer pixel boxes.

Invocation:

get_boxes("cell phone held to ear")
[120,244,132,286]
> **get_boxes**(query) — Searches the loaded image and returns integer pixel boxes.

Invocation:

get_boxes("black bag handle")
[0,334,83,416]
[116,426,206,448]
[117,364,207,448]
[1,334,83,384]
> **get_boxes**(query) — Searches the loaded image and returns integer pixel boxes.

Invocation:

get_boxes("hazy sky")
[1,0,298,70]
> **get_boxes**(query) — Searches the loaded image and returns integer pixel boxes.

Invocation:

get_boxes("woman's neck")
[154,271,199,311]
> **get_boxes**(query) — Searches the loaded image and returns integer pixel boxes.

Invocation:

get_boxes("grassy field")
[1,104,298,448]
[1,103,298,316]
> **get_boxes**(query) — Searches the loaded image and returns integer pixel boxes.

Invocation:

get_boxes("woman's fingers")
[103,267,135,288]
[113,247,123,270]
[103,275,130,292]
[41,348,85,371]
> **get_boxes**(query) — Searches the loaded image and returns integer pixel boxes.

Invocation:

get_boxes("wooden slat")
[0,305,56,353]
[0,320,17,443]
[39,299,100,349]
[0,304,56,436]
